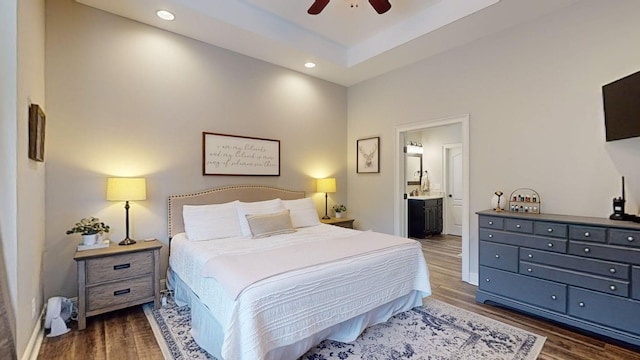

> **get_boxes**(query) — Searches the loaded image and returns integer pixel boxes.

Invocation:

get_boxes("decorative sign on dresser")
[476,210,640,346]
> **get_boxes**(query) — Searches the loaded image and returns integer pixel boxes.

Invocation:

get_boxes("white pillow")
[182,200,241,241]
[246,210,296,239]
[283,197,321,228]
[237,198,285,236]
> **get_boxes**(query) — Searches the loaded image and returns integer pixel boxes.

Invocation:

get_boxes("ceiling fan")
[308,0,392,15]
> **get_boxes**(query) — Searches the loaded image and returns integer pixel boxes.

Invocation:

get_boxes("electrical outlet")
[31,298,36,319]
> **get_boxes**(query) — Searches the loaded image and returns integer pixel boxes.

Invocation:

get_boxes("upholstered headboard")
[167,185,305,239]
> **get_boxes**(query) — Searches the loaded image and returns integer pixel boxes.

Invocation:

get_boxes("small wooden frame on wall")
[202,132,280,176]
[357,136,380,173]
[28,104,46,162]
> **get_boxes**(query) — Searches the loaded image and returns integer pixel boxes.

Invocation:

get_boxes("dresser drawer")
[570,225,606,243]
[480,229,566,253]
[504,219,533,234]
[520,261,629,297]
[633,267,640,301]
[569,286,640,336]
[569,241,640,266]
[479,216,503,230]
[87,275,153,312]
[534,222,567,239]
[520,248,629,280]
[86,251,153,284]
[479,266,566,313]
[479,241,518,272]
[609,229,640,248]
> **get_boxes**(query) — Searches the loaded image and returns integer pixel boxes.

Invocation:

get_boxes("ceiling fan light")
[156,10,175,21]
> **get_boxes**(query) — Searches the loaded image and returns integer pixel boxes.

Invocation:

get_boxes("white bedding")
[169,224,431,360]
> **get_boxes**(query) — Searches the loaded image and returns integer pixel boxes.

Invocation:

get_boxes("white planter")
[82,234,98,246]
[335,212,344,218]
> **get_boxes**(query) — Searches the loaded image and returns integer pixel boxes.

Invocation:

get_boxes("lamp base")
[119,238,137,246]
[322,215,330,219]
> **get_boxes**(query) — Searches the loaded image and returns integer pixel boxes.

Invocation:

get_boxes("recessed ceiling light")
[304,62,316,69]
[156,10,175,21]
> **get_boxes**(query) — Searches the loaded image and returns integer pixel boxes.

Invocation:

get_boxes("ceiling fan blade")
[308,0,330,15]
[369,0,392,14]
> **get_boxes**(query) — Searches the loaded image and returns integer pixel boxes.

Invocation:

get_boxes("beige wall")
[44,0,348,299]
[0,0,46,357]
[348,0,640,275]
[16,0,47,355]
[0,0,19,351]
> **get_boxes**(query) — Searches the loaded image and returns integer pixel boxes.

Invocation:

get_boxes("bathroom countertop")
[408,195,443,200]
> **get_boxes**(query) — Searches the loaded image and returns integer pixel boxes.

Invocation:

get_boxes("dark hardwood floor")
[37,235,640,359]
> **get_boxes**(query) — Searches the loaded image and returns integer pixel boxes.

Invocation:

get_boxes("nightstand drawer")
[87,276,153,311]
[87,251,152,284]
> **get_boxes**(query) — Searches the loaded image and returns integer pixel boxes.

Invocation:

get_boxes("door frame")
[394,114,471,283]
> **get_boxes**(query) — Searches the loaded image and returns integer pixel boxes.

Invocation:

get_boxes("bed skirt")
[167,267,426,360]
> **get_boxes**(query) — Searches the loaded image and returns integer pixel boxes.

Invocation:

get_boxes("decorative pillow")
[182,200,241,241]
[283,197,321,228]
[245,210,296,239]
[237,199,285,236]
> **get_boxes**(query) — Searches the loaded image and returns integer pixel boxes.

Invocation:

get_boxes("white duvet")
[170,224,431,360]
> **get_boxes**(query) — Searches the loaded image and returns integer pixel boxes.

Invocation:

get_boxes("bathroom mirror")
[406,154,422,185]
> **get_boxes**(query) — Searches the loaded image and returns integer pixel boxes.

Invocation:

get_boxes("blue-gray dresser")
[476,210,640,346]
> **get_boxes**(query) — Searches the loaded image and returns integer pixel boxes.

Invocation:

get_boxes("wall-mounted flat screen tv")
[603,69,640,142]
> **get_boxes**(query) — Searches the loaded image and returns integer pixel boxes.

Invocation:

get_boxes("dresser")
[74,240,162,330]
[476,210,640,346]
[408,198,442,238]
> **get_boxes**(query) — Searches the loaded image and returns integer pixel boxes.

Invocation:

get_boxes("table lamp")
[107,177,147,245]
[317,178,336,219]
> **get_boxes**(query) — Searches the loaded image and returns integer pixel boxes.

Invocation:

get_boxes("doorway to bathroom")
[394,114,471,283]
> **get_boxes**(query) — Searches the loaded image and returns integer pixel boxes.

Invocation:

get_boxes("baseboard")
[469,271,479,286]
[21,308,45,360]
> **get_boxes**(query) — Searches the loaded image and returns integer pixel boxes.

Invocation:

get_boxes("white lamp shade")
[317,178,336,193]
[106,178,147,201]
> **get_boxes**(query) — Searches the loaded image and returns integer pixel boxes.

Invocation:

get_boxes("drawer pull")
[488,234,493,239]
[528,254,533,258]
[584,232,590,237]
[527,268,532,272]
[495,254,500,259]
[578,302,585,307]
[628,236,635,242]
[485,278,491,282]
[609,268,616,274]
[551,295,557,300]
[516,224,521,229]
[547,228,553,233]
[114,288,131,296]
[609,285,617,291]
[547,243,553,248]
[488,221,493,225]
[114,264,131,271]
[583,247,590,253]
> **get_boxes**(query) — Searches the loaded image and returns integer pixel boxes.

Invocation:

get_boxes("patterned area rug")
[143,297,545,360]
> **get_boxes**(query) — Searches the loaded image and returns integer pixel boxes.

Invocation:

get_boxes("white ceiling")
[75,0,580,86]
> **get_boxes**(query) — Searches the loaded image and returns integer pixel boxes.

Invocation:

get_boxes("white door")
[446,145,463,236]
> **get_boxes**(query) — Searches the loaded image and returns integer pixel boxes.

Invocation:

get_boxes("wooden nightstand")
[73,239,162,330]
[320,217,355,229]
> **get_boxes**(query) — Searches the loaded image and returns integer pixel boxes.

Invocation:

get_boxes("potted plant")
[66,217,110,245]
[332,204,347,218]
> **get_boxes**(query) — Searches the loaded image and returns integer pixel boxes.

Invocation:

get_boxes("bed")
[167,185,431,360]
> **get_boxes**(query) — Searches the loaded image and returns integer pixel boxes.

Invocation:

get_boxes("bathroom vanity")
[408,196,443,238]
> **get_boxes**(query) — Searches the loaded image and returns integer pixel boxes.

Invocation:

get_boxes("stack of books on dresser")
[77,239,111,251]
